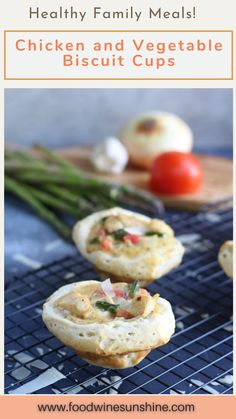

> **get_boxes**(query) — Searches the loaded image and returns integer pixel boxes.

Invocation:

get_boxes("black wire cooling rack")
[5,201,233,394]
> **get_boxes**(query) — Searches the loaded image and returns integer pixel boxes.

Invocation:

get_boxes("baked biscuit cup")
[43,281,175,369]
[73,207,185,287]
[218,240,233,279]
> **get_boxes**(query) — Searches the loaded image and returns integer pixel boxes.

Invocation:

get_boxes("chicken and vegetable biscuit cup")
[43,280,175,369]
[73,207,185,286]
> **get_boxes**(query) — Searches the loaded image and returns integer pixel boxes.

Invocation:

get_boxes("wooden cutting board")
[58,147,233,211]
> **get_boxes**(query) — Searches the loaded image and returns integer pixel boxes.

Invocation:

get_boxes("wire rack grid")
[5,201,233,395]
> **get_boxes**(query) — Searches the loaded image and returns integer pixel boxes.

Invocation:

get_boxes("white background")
[5,31,232,79]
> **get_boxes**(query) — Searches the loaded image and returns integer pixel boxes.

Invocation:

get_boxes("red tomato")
[150,152,203,195]
[101,238,113,251]
[124,233,141,244]
[114,289,128,298]
[116,309,133,319]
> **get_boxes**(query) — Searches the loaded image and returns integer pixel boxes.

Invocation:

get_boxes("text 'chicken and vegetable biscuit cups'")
[72,207,185,286]
[42,280,175,368]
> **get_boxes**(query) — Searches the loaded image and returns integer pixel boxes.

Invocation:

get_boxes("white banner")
[4,30,233,80]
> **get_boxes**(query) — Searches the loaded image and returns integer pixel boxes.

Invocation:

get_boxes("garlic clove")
[90,137,128,174]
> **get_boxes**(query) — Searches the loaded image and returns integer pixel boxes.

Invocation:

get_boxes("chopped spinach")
[145,231,164,237]
[95,301,119,314]
[102,216,109,223]
[89,237,101,245]
[112,228,128,240]
[128,281,140,298]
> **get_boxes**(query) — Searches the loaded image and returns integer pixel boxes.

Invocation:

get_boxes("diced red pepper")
[123,233,141,244]
[101,238,113,251]
[116,309,133,319]
[114,289,128,298]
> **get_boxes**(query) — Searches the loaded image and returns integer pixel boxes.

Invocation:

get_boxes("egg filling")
[54,280,159,324]
[87,214,173,257]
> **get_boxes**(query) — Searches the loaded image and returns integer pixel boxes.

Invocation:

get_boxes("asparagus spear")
[5,176,72,241]
[5,150,48,169]
[119,184,164,214]
[24,185,79,217]
[9,166,109,190]
[34,144,82,175]
[45,184,93,210]
[34,144,113,190]
[6,148,163,213]
[12,170,87,185]
[5,147,164,241]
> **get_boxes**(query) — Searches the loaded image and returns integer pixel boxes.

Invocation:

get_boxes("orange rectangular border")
[0,395,236,419]
[3,29,234,81]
